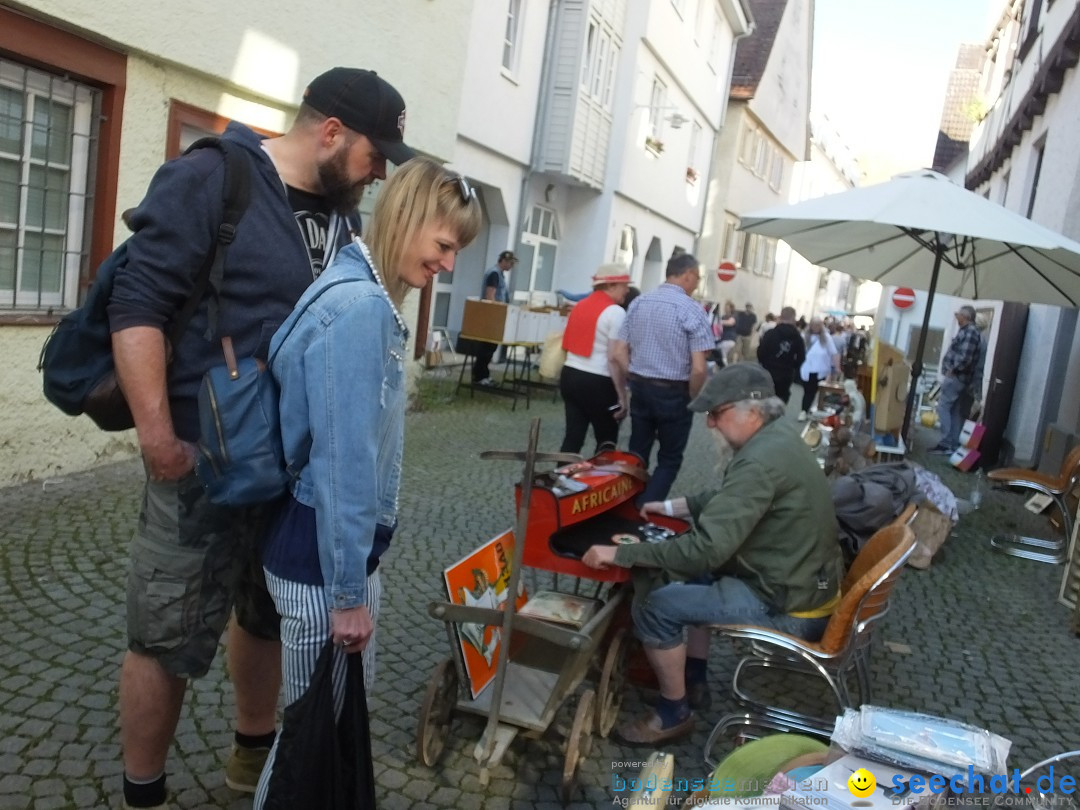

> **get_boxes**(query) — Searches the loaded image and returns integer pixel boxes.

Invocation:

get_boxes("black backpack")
[38,137,251,431]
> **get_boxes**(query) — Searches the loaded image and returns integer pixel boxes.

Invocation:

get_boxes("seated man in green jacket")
[583,362,843,745]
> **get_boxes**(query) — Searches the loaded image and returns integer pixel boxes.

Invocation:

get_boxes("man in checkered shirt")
[931,303,982,454]
[612,253,715,503]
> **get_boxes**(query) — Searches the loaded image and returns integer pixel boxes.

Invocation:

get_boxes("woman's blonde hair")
[366,156,482,305]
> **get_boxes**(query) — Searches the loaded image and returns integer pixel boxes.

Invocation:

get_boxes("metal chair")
[701,523,916,766]
[988,445,1080,565]
[995,750,1080,810]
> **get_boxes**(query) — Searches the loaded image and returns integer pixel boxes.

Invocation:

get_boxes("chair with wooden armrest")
[987,445,1080,565]
[701,523,916,767]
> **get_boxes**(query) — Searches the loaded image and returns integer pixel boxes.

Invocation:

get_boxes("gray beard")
[710,429,736,481]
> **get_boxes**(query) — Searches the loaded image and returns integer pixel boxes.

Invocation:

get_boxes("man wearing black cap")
[108,67,414,809]
[471,249,518,385]
[583,363,842,745]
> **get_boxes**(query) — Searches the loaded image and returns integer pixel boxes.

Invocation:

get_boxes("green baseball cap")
[689,362,775,412]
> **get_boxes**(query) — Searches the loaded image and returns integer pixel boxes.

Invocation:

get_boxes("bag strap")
[264,277,354,372]
[166,137,252,344]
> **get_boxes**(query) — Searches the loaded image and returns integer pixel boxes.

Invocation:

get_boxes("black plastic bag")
[263,640,376,809]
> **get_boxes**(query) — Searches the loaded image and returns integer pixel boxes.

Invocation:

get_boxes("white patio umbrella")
[739,169,1080,442]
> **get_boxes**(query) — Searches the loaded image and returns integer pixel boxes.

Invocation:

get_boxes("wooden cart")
[417,418,688,801]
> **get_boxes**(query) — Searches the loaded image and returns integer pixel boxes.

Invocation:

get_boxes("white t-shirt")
[564,304,626,377]
[801,333,838,379]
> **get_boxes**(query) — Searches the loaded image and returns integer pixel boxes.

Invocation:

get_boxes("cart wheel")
[596,627,628,737]
[561,688,595,804]
[416,657,458,767]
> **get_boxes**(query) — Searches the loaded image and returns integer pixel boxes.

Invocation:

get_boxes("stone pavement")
[2,369,1079,809]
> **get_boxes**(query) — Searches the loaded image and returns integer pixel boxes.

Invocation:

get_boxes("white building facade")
[0,0,473,483]
[966,0,1080,466]
[434,0,753,343]
[1,0,754,483]
[696,0,813,310]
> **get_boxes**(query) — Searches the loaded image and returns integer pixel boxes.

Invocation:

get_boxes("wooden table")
[455,335,553,411]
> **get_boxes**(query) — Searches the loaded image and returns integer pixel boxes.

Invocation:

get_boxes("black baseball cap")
[498,251,518,264]
[303,67,416,166]
[689,362,775,412]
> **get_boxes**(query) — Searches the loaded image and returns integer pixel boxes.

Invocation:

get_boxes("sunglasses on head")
[445,173,477,204]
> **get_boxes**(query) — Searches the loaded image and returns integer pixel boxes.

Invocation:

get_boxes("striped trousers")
[253,568,382,810]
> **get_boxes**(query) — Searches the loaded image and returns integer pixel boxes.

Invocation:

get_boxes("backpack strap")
[167,136,252,345]
[266,278,354,373]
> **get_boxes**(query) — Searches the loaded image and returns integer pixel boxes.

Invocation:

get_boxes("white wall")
[456,0,547,166]
[614,44,713,234]
[17,0,471,162]
[745,0,812,161]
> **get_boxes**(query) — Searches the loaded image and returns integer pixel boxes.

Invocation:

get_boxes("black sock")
[123,772,166,808]
[656,695,690,728]
[235,730,275,749]
[685,656,708,685]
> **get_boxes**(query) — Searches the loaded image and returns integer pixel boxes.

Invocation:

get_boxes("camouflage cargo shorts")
[126,471,280,678]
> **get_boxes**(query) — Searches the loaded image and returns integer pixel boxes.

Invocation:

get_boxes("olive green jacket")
[614,418,842,613]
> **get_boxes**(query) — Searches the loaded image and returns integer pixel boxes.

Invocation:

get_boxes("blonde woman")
[254,157,481,807]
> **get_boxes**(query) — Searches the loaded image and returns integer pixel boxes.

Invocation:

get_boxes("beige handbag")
[538,330,567,379]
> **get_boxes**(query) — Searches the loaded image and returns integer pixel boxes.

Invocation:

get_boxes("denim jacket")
[270,239,407,609]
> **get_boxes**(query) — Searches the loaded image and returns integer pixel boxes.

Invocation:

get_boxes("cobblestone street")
[2,372,1078,809]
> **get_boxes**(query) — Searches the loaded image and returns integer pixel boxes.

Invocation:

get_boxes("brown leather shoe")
[615,710,694,745]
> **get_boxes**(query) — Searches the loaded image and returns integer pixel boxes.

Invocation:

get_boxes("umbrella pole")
[901,243,945,448]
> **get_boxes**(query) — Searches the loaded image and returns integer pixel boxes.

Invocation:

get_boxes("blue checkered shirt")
[618,283,714,381]
[941,322,981,384]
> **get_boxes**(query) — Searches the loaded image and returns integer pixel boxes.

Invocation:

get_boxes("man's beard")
[710,428,736,481]
[317,147,367,215]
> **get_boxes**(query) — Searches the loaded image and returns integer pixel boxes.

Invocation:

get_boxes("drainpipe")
[513,0,561,300]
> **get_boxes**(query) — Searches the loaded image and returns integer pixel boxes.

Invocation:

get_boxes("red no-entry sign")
[716,261,737,282]
[892,287,916,309]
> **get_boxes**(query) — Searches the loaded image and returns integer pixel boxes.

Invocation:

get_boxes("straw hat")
[592,263,632,287]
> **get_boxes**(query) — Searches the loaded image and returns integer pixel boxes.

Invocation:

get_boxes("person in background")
[732,302,757,362]
[582,363,842,745]
[715,300,737,364]
[622,285,641,310]
[798,317,840,421]
[758,312,777,336]
[471,250,516,386]
[930,304,981,454]
[757,306,806,404]
[612,253,714,505]
[254,158,481,807]
[108,66,412,809]
[558,264,632,454]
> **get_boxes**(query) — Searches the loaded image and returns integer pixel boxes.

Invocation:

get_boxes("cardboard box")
[461,298,521,343]
[950,446,980,471]
[959,420,986,449]
[908,501,953,569]
[516,309,546,344]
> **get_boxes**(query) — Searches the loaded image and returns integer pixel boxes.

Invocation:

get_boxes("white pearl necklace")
[355,236,409,338]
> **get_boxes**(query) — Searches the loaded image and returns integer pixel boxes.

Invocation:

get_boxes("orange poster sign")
[444,529,528,698]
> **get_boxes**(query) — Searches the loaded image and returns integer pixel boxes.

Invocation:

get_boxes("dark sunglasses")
[445,173,477,204]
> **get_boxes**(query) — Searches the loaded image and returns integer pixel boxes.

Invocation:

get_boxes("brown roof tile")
[731,0,790,99]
